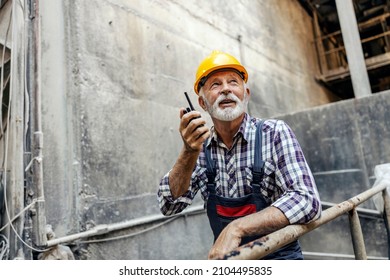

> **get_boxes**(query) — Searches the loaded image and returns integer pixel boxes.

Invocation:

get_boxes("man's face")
[199,70,250,121]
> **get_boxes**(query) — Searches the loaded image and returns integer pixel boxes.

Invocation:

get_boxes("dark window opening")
[299,0,390,99]
[1,45,10,138]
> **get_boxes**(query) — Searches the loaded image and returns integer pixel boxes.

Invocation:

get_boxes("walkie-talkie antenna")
[184,92,195,111]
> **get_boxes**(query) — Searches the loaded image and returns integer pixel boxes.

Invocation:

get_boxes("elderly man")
[157,50,321,260]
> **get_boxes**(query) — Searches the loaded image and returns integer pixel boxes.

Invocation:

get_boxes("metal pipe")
[303,251,387,260]
[382,188,390,259]
[27,0,47,247]
[321,201,381,217]
[46,204,205,247]
[223,179,390,260]
[348,208,367,259]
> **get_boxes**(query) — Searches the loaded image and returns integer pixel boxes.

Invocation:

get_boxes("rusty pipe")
[224,179,389,260]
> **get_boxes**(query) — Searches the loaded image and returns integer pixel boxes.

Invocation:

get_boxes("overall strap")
[204,119,265,194]
[203,142,217,194]
[252,120,265,192]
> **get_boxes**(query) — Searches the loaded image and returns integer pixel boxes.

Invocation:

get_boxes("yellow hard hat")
[193,50,248,95]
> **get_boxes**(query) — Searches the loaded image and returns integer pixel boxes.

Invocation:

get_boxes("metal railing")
[43,179,390,260]
[223,179,390,260]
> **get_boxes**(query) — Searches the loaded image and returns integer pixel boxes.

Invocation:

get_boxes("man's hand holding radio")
[179,109,210,153]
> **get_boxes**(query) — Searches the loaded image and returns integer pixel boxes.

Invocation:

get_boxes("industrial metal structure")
[300,0,390,98]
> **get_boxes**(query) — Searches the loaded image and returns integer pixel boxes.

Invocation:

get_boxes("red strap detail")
[216,204,256,217]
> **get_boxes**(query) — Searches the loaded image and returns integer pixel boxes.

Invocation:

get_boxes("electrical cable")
[79,216,180,244]
[24,156,42,172]
[0,2,49,256]
[0,198,44,233]
[0,234,9,260]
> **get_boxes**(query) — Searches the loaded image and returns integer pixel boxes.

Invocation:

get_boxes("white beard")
[203,92,249,121]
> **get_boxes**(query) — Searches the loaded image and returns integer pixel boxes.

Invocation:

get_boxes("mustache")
[215,93,240,105]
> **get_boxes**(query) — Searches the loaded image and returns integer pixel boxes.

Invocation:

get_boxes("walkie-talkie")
[184,91,195,114]
[183,92,203,127]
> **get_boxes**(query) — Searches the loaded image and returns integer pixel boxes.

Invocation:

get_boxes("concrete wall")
[278,91,390,204]
[277,90,390,259]
[39,0,341,259]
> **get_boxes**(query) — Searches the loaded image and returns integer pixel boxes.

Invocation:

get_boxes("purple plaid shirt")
[158,113,321,224]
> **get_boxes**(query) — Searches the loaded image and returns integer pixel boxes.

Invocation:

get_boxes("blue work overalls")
[204,120,303,260]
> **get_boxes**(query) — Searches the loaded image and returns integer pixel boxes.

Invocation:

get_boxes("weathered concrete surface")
[300,214,388,259]
[277,90,390,205]
[277,90,390,259]
[38,0,352,259]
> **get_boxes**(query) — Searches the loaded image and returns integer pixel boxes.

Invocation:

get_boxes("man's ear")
[198,96,207,111]
[245,85,251,97]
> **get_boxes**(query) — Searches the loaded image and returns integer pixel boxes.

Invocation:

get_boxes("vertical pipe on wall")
[27,0,47,247]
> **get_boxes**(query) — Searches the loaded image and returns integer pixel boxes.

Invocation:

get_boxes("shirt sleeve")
[270,120,322,224]
[157,165,206,216]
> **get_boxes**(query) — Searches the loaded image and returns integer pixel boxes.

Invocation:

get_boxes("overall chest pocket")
[213,166,254,197]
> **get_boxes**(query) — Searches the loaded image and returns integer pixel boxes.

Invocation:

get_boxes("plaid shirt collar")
[206,113,251,148]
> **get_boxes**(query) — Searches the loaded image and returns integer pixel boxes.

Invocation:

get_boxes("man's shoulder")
[249,116,283,131]
[251,118,296,141]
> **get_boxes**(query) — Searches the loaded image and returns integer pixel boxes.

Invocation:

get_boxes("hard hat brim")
[194,65,248,95]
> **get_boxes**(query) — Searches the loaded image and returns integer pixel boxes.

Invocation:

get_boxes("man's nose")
[220,81,231,95]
